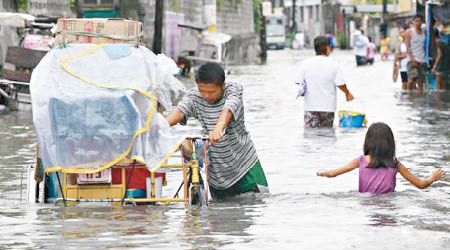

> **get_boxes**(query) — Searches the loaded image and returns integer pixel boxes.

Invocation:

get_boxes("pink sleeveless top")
[359,155,398,194]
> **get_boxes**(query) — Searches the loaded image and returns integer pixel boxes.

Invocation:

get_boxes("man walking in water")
[405,15,427,91]
[352,28,369,66]
[296,36,354,128]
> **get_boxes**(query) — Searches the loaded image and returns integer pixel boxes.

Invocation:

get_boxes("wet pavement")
[0,49,449,249]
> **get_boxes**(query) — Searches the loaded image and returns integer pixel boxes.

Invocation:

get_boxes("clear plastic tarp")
[30,44,189,173]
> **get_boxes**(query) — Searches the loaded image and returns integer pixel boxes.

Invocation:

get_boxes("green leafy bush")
[337,32,347,49]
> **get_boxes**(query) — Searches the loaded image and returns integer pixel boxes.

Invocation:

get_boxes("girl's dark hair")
[195,62,225,85]
[363,122,397,168]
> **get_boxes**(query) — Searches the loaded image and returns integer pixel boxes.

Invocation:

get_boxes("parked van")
[265,14,286,49]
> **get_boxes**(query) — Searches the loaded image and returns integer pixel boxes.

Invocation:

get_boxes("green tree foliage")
[337,32,347,49]
[253,0,262,34]
[15,0,28,12]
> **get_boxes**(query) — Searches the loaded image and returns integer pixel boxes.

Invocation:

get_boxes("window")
[300,7,304,22]
[315,5,319,22]
[83,0,97,5]
[266,25,285,37]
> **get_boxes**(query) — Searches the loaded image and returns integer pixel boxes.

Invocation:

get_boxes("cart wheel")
[190,184,207,206]
[190,184,200,205]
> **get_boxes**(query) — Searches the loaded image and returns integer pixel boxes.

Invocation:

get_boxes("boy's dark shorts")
[407,62,427,82]
[400,72,408,83]
[209,160,268,199]
[356,56,366,66]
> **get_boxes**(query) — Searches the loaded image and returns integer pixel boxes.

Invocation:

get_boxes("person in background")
[317,122,444,195]
[366,37,376,65]
[395,25,410,89]
[353,28,369,66]
[380,36,391,60]
[165,62,268,199]
[295,36,354,128]
[432,19,450,89]
[405,15,427,91]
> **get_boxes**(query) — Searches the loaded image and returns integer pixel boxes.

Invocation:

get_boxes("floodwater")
[1,50,449,249]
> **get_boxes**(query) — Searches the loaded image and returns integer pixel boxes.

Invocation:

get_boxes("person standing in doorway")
[295,36,354,128]
[405,15,427,91]
[432,19,450,89]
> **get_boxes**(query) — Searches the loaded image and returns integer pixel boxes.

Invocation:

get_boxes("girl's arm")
[317,158,359,178]
[398,163,444,189]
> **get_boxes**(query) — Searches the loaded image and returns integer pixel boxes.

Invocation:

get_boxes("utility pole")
[74,0,83,18]
[260,3,267,64]
[153,0,164,54]
[292,0,297,33]
[381,0,388,37]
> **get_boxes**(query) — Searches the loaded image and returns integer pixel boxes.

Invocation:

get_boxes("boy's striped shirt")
[177,82,259,189]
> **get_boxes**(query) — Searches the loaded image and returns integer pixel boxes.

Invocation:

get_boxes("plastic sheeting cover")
[30,44,188,172]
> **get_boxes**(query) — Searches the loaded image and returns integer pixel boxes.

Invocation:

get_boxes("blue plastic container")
[339,110,366,128]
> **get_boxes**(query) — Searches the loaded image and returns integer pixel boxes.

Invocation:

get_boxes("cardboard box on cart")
[55,18,142,45]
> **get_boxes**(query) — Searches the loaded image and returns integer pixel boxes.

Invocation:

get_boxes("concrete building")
[0,0,21,74]
[29,0,71,17]
[283,0,340,47]
[1,0,17,11]
[111,0,260,64]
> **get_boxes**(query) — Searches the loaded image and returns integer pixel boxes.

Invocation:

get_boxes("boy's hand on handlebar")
[209,127,224,146]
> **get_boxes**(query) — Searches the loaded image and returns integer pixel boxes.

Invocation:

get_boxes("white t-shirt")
[399,43,409,72]
[296,56,345,112]
[353,34,369,57]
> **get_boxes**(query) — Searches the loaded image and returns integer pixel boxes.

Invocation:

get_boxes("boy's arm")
[338,84,354,101]
[398,163,444,189]
[209,108,233,145]
[165,108,185,126]
[317,158,359,178]
[210,82,243,145]
[166,90,195,126]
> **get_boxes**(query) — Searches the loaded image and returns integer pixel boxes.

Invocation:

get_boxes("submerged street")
[0,49,449,249]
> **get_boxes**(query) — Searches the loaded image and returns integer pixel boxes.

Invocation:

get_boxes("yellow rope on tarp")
[44,43,168,174]
[56,30,142,42]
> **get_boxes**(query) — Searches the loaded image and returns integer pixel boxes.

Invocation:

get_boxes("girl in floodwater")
[317,122,444,194]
